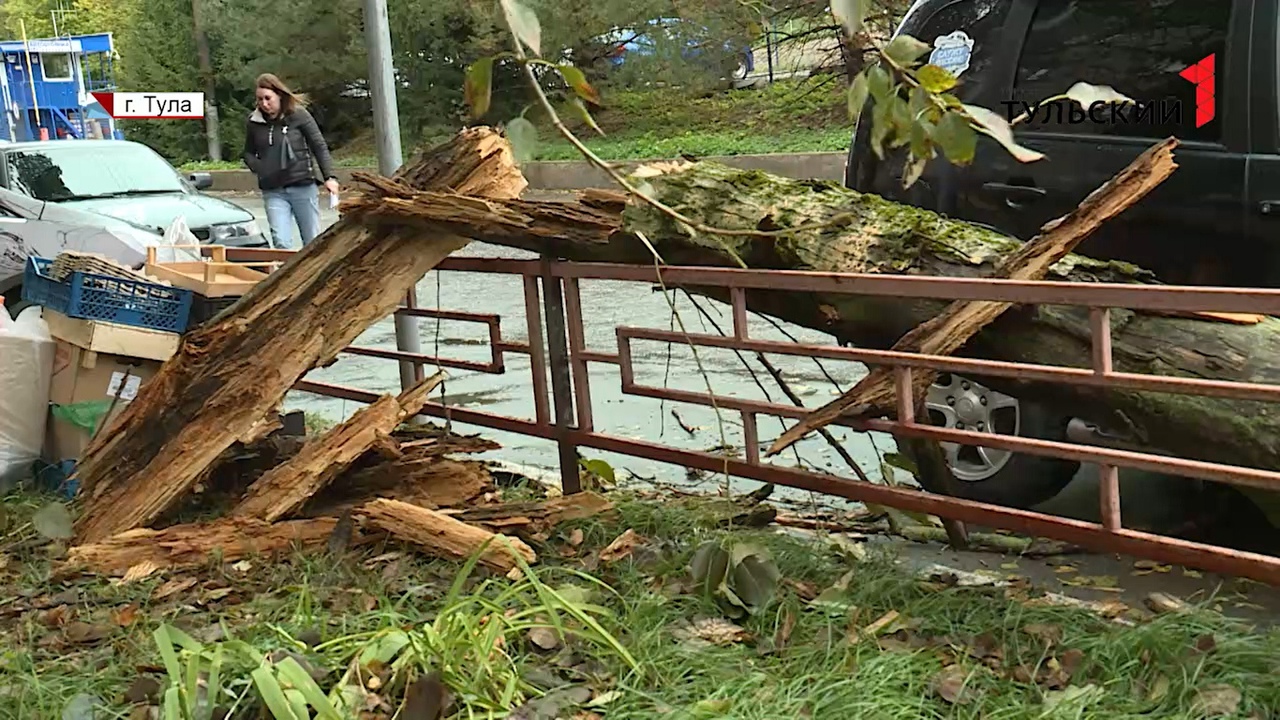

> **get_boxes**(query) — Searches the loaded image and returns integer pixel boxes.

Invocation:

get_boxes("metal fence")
[223,247,1280,585]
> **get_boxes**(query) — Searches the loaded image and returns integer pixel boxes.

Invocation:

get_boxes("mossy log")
[341,142,1280,482]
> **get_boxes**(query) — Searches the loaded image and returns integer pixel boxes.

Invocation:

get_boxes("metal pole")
[362,0,423,392]
[541,256,581,494]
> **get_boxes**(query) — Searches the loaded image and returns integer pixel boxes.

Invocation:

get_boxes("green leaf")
[869,95,894,159]
[357,629,410,666]
[829,0,868,38]
[847,71,871,125]
[961,103,1045,162]
[568,98,604,136]
[729,555,780,612]
[887,95,914,149]
[284,688,310,719]
[884,35,931,67]
[909,118,934,158]
[32,501,73,540]
[882,452,919,476]
[866,65,893,101]
[464,57,495,120]
[558,64,600,105]
[163,687,182,720]
[908,85,931,118]
[499,0,542,56]
[505,117,539,163]
[917,64,958,93]
[933,110,978,165]
[251,666,300,720]
[579,458,615,484]
[690,541,730,595]
[902,154,927,189]
[277,657,342,719]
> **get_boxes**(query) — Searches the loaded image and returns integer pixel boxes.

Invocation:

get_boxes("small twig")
[670,409,698,437]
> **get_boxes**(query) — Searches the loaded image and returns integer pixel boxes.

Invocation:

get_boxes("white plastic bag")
[0,303,55,488]
[156,216,204,263]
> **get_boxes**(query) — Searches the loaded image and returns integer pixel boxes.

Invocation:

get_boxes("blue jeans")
[262,183,321,249]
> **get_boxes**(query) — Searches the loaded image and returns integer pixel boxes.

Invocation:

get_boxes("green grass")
[179,76,853,172]
[4,488,1272,719]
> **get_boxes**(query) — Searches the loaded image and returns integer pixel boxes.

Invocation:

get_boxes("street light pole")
[362,0,423,392]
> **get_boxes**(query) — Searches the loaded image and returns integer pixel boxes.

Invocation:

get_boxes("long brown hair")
[255,73,309,115]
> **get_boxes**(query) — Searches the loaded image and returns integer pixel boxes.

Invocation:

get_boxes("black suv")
[844,0,1280,509]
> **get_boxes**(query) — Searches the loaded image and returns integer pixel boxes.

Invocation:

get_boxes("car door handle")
[1259,200,1280,216]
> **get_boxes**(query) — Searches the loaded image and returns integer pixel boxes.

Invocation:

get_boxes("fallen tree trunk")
[340,135,1280,478]
[71,128,527,544]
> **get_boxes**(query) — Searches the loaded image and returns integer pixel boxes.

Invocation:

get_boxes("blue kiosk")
[0,32,122,142]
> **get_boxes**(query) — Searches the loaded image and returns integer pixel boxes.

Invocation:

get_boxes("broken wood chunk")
[359,498,536,573]
[232,371,446,522]
[307,458,497,517]
[56,517,338,578]
[451,491,615,536]
[70,127,527,544]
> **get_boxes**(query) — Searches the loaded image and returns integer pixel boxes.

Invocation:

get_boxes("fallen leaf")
[1194,634,1217,655]
[400,670,450,719]
[528,626,561,651]
[599,529,641,563]
[828,535,867,562]
[860,610,900,639]
[123,675,162,705]
[152,577,197,601]
[232,560,253,573]
[1147,675,1171,703]
[967,632,1002,662]
[586,690,622,707]
[1060,648,1085,676]
[39,604,72,627]
[1023,623,1063,645]
[32,502,74,540]
[672,618,751,647]
[1183,568,1204,579]
[1054,565,1079,574]
[60,692,103,720]
[202,587,234,602]
[818,304,840,323]
[1064,574,1121,591]
[931,665,973,705]
[568,528,584,547]
[773,610,795,651]
[112,604,139,627]
[1043,684,1102,710]
[63,622,112,645]
[121,561,159,584]
[1191,684,1242,717]
[1145,592,1187,615]
[786,578,819,601]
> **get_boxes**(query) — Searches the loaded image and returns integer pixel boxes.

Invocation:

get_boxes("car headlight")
[209,220,261,242]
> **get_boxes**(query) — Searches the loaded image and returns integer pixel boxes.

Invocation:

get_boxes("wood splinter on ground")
[233,370,447,522]
[55,516,339,578]
[359,498,538,574]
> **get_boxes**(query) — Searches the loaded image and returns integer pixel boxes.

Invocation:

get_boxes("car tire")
[895,373,1080,509]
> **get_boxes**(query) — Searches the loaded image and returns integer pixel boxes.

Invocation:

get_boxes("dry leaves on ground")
[672,618,752,648]
[599,529,642,563]
[931,665,975,705]
[1191,684,1242,717]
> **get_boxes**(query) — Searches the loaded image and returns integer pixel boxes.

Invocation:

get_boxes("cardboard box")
[43,339,163,463]
[42,308,179,362]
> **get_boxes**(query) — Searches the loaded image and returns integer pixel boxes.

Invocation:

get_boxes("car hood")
[60,191,254,234]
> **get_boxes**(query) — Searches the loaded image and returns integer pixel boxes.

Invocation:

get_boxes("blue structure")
[0,32,122,142]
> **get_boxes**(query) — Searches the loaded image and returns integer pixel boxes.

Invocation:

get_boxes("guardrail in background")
[219,246,1280,585]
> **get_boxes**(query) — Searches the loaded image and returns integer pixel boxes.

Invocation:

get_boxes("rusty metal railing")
[221,247,1280,585]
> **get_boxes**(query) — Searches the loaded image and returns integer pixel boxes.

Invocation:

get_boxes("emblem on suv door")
[928,30,975,78]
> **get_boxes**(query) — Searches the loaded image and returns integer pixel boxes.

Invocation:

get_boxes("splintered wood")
[360,498,538,574]
[57,517,338,578]
[233,371,446,521]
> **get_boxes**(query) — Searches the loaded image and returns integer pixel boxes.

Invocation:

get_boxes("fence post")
[540,255,581,494]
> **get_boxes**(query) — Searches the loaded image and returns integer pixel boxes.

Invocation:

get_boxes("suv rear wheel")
[897,373,1080,509]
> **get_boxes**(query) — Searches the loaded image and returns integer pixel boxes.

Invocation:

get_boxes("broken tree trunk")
[359,498,537,574]
[70,128,527,544]
[233,371,446,522]
[769,137,1179,453]
[339,130,1280,479]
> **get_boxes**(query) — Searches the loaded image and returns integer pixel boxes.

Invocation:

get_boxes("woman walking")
[242,73,340,249]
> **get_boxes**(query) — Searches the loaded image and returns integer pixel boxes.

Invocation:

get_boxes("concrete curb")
[206,151,848,193]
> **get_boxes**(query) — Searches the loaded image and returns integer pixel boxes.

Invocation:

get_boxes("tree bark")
[190,0,221,161]
[340,140,1280,480]
[71,128,527,544]
[359,498,537,574]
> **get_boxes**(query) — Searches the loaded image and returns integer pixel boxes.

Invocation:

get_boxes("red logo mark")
[1179,53,1215,128]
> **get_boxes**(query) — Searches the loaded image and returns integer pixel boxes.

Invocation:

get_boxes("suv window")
[1012,0,1230,142]
[908,0,1012,104]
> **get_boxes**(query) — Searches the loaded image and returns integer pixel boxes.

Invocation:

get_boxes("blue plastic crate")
[22,256,193,333]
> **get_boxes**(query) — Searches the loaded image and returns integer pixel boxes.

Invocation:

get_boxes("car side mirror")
[188,172,213,190]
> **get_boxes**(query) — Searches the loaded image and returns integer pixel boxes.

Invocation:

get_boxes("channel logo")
[1179,54,1215,128]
